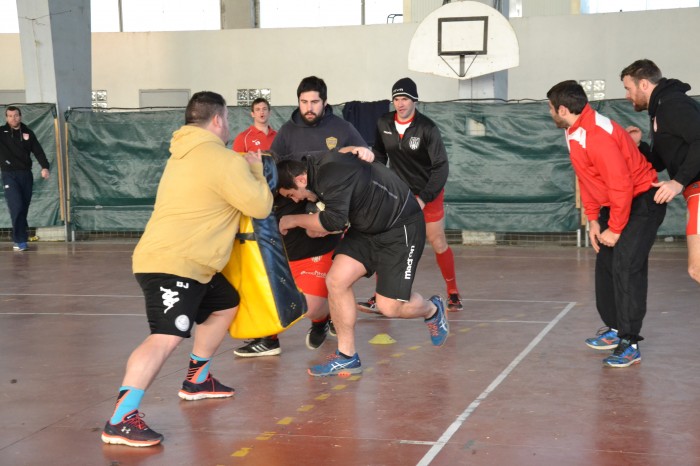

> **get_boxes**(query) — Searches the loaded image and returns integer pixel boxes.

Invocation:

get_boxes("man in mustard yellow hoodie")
[101,91,273,448]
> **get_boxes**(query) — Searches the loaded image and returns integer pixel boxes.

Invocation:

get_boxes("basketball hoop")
[437,16,488,78]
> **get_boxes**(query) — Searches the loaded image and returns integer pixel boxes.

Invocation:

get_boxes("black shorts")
[335,212,426,301]
[135,272,240,338]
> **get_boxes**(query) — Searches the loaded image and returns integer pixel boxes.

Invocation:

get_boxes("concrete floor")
[0,241,698,466]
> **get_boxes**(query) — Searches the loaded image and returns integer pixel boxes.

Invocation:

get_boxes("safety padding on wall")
[63,98,695,236]
[65,106,291,231]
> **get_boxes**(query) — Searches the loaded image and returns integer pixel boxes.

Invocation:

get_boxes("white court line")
[451,319,552,324]
[0,312,143,316]
[416,301,577,466]
[0,294,569,303]
[461,298,573,304]
[0,293,141,298]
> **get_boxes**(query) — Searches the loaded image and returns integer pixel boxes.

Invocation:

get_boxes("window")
[581,0,698,14]
[260,0,403,28]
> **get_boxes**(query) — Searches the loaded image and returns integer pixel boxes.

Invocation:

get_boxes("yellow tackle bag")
[224,155,307,339]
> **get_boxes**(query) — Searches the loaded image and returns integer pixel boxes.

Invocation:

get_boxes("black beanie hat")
[391,77,419,101]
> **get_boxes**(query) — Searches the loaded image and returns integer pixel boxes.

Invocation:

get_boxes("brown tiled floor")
[0,242,698,465]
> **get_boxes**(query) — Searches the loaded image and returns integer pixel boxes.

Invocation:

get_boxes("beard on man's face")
[301,108,323,126]
[632,99,648,112]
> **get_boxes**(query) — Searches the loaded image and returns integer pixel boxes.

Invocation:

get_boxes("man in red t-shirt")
[232,98,277,153]
[547,80,666,368]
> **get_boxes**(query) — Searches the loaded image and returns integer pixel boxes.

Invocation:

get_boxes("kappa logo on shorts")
[408,137,420,150]
[160,287,180,313]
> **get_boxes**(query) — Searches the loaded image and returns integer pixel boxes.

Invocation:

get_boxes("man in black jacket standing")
[358,77,463,312]
[276,148,449,376]
[0,106,50,251]
[621,59,700,285]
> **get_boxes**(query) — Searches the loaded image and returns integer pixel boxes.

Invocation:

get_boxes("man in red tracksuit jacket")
[547,80,666,368]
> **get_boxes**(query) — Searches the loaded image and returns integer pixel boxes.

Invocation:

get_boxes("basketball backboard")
[409,1,519,79]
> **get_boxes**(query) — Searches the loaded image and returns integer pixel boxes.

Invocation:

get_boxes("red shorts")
[683,182,700,236]
[289,250,333,298]
[420,189,445,223]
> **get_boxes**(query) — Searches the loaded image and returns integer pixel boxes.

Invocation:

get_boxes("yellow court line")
[230,332,463,460]
[231,447,252,457]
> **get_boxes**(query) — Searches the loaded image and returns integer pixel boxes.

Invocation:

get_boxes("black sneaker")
[101,410,163,447]
[306,320,329,350]
[447,293,463,312]
[233,337,281,357]
[328,320,337,337]
[357,295,381,314]
[178,374,235,401]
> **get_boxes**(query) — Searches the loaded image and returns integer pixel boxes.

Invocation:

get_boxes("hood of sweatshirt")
[649,78,692,118]
[169,125,224,159]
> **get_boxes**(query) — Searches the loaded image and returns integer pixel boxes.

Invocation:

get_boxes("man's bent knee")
[375,296,401,317]
[688,264,700,284]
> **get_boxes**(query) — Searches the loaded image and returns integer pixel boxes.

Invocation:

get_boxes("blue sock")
[110,386,144,424]
[187,353,211,383]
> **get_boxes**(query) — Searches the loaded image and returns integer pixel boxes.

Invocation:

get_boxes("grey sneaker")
[178,375,235,401]
[101,410,163,447]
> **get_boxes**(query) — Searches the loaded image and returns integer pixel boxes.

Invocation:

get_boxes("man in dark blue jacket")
[233,76,373,357]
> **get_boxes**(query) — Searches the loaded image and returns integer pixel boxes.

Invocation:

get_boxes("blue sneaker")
[308,350,362,377]
[585,327,620,350]
[603,339,641,367]
[13,242,28,251]
[426,296,449,346]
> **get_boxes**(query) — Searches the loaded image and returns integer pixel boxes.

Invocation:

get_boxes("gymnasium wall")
[2,8,700,106]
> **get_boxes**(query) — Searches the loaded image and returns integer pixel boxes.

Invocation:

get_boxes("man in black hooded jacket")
[621,59,700,284]
[0,106,50,251]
